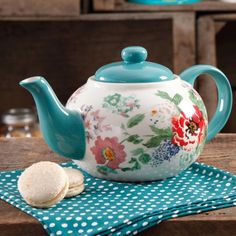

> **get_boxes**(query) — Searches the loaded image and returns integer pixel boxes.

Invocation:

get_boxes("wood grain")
[197,14,236,132]
[197,16,217,121]
[0,134,235,235]
[0,0,80,16]
[173,12,195,74]
[0,19,172,115]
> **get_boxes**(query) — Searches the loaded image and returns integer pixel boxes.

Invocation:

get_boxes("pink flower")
[172,105,206,151]
[90,136,126,169]
[91,110,105,123]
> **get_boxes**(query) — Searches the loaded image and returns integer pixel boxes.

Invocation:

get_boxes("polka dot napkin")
[0,162,236,236]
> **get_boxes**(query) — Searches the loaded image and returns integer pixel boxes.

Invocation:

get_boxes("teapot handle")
[179,65,232,142]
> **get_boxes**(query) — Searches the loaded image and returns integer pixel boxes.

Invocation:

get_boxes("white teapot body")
[66,76,207,181]
[20,46,232,182]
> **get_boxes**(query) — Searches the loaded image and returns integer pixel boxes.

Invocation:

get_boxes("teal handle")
[179,65,232,142]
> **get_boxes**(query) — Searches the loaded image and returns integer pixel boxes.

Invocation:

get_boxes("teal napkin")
[0,162,235,236]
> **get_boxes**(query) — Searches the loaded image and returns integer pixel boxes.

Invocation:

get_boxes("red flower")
[90,136,126,169]
[172,105,206,151]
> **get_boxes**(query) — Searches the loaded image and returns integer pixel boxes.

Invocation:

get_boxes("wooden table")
[0,134,235,236]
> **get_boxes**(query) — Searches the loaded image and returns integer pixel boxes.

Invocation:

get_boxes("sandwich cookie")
[18,161,69,208]
[63,168,85,198]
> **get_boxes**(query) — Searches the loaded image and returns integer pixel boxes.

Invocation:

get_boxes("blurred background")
[0,0,235,137]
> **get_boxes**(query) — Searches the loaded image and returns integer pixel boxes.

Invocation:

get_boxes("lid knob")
[121,46,147,63]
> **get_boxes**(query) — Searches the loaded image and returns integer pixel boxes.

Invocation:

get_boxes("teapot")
[20,46,232,182]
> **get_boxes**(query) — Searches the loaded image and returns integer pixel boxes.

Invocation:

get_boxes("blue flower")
[151,139,180,166]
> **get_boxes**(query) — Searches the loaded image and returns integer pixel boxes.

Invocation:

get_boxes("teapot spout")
[19,76,86,160]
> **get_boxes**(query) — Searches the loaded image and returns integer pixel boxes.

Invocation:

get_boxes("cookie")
[18,161,69,208]
[63,168,84,198]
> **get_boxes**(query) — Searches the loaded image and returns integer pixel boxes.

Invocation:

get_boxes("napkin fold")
[0,162,235,236]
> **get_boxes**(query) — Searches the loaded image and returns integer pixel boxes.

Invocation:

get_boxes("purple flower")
[151,139,180,166]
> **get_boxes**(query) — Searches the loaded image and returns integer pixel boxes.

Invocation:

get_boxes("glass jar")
[1,108,41,138]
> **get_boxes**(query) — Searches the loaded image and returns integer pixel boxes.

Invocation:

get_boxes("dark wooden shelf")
[0,1,236,20]
[0,12,188,21]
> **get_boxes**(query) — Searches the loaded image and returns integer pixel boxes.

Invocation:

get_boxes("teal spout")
[19,76,86,160]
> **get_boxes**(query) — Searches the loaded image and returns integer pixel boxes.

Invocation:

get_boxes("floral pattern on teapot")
[78,86,207,176]
[19,46,232,182]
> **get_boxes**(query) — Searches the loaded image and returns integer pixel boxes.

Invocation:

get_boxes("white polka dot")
[92,222,98,226]
[142,222,148,227]
[61,223,68,228]
[73,223,78,227]
[81,222,87,227]
[56,231,62,235]
[49,223,55,228]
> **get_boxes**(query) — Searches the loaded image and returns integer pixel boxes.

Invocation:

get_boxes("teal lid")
[95,46,174,83]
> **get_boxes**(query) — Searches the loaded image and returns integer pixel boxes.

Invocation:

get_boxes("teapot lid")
[95,46,174,83]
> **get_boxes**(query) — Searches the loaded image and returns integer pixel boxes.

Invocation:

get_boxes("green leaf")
[127,114,145,128]
[129,157,137,163]
[122,158,141,172]
[131,148,144,156]
[96,165,117,175]
[150,125,159,134]
[172,93,183,106]
[133,161,141,170]
[150,126,172,137]
[189,90,198,104]
[143,136,163,148]
[121,167,132,172]
[127,134,143,144]
[138,153,151,164]
[155,91,172,101]
[188,90,207,119]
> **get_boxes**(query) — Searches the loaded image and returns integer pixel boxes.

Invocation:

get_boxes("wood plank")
[0,134,235,235]
[212,13,236,21]
[0,12,188,21]
[92,0,115,11]
[92,0,236,12]
[197,15,217,121]
[172,12,195,74]
[215,18,236,132]
[197,13,236,132]
[0,0,80,17]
